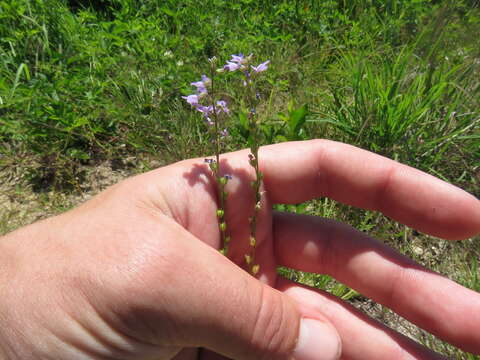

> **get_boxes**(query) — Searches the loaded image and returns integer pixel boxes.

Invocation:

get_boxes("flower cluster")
[182,53,270,276]
[222,53,270,74]
[182,57,233,256]
[182,74,229,129]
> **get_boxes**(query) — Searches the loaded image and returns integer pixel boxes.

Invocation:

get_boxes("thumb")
[112,222,341,360]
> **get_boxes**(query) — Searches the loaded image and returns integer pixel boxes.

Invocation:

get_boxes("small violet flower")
[224,61,241,72]
[216,100,229,114]
[201,74,211,85]
[224,54,251,72]
[230,54,245,64]
[196,105,213,117]
[251,60,270,73]
[191,75,211,94]
[182,94,200,107]
[196,105,215,127]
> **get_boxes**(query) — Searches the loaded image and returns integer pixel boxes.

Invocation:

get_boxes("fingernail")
[292,318,341,360]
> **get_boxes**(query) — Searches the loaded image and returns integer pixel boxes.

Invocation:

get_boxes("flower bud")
[209,162,218,171]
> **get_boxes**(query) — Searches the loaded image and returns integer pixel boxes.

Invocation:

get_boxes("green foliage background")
[1,0,478,190]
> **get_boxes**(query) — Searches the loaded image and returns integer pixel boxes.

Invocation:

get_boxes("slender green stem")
[246,129,262,276]
[245,76,262,276]
[209,66,230,256]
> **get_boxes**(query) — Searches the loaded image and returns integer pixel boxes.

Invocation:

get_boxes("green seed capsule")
[209,162,218,171]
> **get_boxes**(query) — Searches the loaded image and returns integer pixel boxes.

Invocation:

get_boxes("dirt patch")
[0,158,147,234]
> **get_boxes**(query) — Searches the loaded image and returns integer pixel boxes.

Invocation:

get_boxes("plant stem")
[209,67,230,256]
[245,78,262,276]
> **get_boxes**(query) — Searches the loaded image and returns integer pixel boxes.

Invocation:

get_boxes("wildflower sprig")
[222,53,270,276]
[183,57,231,256]
[183,53,270,276]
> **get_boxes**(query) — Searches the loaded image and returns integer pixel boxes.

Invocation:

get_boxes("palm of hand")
[101,141,479,359]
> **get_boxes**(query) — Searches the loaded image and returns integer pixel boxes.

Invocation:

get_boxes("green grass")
[1,0,479,357]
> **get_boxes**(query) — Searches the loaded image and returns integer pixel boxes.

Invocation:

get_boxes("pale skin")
[0,140,479,359]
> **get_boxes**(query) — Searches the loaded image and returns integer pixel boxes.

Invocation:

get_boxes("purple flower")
[224,174,233,180]
[191,74,211,94]
[220,128,229,137]
[224,54,250,72]
[216,100,229,114]
[182,94,200,107]
[191,82,207,94]
[251,60,270,73]
[201,74,211,85]
[196,105,213,117]
[224,61,240,72]
[204,158,215,164]
[230,54,245,63]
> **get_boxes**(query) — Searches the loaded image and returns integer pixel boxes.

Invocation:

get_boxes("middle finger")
[273,212,480,354]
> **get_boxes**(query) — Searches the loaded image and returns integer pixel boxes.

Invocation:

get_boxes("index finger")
[259,139,480,240]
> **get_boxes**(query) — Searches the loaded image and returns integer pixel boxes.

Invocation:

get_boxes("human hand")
[0,140,479,360]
